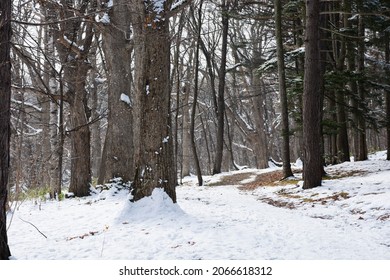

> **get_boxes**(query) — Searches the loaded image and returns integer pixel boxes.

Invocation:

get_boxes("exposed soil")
[206,171,258,186]
[239,170,301,191]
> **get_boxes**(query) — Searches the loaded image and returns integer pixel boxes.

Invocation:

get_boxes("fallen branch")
[19,217,48,239]
[67,231,99,241]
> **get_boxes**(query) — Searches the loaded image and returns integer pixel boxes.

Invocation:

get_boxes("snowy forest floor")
[7,151,390,260]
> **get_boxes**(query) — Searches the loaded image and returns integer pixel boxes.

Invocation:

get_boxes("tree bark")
[49,1,95,197]
[252,76,269,169]
[334,0,350,163]
[68,75,92,197]
[131,0,177,202]
[213,0,229,175]
[302,0,323,189]
[385,32,390,160]
[55,40,92,197]
[356,10,368,161]
[336,91,350,162]
[274,0,293,178]
[90,67,102,179]
[190,2,203,186]
[181,71,191,178]
[98,0,134,184]
[0,0,12,259]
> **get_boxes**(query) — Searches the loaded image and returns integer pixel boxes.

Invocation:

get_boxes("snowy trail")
[7,152,390,259]
[177,185,389,259]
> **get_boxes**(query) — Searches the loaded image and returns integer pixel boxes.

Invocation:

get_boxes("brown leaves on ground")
[258,197,297,209]
[377,213,390,221]
[206,169,300,189]
[206,171,258,186]
[239,170,300,191]
[206,168,380,219]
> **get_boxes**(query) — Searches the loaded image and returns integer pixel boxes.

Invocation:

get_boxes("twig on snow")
[19,217,48,239]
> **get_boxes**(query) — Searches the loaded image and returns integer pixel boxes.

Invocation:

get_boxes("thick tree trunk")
[302,0,323,189]
[252,75,269,169]
[99,0,134,184]
[274,0,293,178]
[131,1,176,202]
[0,0,12,259]
[66,58,92,196]
[68,77,91,197]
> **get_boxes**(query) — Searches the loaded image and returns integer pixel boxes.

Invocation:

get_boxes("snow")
[11,99,42,112]
[95,13,110,24]
[100,13,110,24]
[146,84,150,95]
[149,0,165,14]
[170,0,187,11]
[348,14,359,21]
[162,136,169,143]
[94,77,106,84]
[63,35,84,51]
[120,93,132,106]
[6,151,390,260]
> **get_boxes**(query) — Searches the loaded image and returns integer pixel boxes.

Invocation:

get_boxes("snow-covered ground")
[6,151,390,260]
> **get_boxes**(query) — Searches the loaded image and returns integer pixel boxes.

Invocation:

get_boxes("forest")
[0,0,390,260]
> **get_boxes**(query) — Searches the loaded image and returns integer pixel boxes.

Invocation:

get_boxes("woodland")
[0,0,390,260]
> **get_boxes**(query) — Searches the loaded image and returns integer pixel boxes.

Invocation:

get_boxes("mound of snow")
[116,188,185,224]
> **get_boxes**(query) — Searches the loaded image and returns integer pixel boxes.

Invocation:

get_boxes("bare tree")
[98,0,134,184]
[0,0,12,260]
[47,0,95,196]
[190,2,203,186]
[130,0,189,202]
[274,0,293,179]
[212,0,229,175]
[386,31,390,160]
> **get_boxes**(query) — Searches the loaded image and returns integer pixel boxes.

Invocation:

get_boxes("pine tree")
[302,0,324,189]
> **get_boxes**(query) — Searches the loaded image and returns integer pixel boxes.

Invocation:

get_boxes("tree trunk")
[49,2,95,197]
[329,91,338,164]
[0,0,12,259]
[336,91,350,162]
[356,11,368,161]
[302,0,323,189]
[213,1,229,175]
[90,69,102,178]
[131,1,177,202]
[334,0,350,163]
[190,2,203,186]
[252,76,269,169]
[68,76,92,197]
[181,69,192,178]
[274,0,293,178]
[343,0,360,160]
[40,52,51,189]
[386,32,390,160]
[98,0,134,184]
